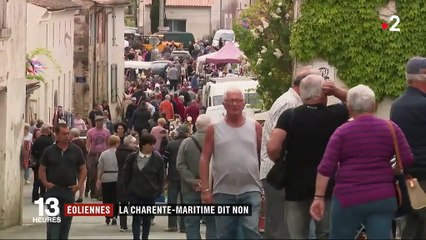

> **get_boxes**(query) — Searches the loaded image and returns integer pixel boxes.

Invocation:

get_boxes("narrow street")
[0,174,199,239]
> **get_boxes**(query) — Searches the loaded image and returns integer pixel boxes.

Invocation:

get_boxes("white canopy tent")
[196,52,217,74]
[197,52,217,64]
[124,61,152,69]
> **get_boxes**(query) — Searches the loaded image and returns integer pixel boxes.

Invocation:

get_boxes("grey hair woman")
[310,84,414,239]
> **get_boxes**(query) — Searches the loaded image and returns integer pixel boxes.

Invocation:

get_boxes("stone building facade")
[27,0,81,122]
[73,0,128,120]
[0,0,28,229]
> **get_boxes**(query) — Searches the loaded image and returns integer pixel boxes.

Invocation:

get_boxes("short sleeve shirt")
[87,128,111,153]
[41,144,85,187]
[275,103,349,201]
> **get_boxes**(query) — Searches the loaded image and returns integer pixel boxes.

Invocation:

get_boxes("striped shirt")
[318,115,414,208]
[260,88,302,179]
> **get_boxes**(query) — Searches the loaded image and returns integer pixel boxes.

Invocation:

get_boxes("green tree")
[234,0,294,108]
[133,0,138,27]
[150,0,166,33]
[290,0,426,100]
[150,0,159,33]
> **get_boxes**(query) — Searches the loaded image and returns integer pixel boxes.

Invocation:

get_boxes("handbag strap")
[386,121,403,174]
[190,136,202,152]
[281,108,295,156]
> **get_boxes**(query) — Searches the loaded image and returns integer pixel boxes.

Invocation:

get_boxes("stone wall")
[73,8,91,117]
[88,6,125,121]
[142,6,212,40]
[0,0,28,229]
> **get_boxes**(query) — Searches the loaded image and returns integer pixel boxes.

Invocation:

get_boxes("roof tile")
[92,0,131,5]
[145,0,213,7]
[28,0,81,11]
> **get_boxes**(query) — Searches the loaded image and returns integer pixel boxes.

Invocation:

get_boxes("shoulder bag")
[388,121,426,215]
[266,108,295,190]
[387,121,413,217]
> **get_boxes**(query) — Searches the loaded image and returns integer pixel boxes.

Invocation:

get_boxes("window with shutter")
[0,0,6,28]
[0,0,11,39]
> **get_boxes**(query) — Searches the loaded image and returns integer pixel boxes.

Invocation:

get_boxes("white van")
[202,80,261,109]
[212,29,235,47]
[209,76,256,84]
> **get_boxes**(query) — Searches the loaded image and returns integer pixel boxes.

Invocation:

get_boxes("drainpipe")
[92,8,102,106]
[105,8,116,105]
[209,7,212,37]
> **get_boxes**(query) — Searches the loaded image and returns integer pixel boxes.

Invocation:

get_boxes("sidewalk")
[0,181,202,239]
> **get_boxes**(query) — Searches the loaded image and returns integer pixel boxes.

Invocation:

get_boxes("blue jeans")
[167,181,185,230]
[32,168,45,202]
[24,167,30,181]
[183,191,216,239]
[330,197,397,239]
[129,192,155,240]
[45,188,74,240]
[284,200,331,239]
[261,179,288,239]
[214,191,262,239]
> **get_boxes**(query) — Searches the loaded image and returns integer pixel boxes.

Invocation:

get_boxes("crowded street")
[1,0,426,240]
[0,183,190,239]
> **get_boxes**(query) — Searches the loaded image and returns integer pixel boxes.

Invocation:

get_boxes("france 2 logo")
[382,15,400,32]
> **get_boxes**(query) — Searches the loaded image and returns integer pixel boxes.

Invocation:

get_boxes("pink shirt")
[73,119,87,131]
[87,127,111,154]
[150,126,166,152]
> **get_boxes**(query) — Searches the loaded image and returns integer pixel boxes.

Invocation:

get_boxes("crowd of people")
[261,56,426,240]
[124,37,243,90]
[20,33,426,240]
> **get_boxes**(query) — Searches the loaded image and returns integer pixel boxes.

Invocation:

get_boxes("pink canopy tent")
[205,41,245,64]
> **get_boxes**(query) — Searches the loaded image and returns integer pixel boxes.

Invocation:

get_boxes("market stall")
[205,41,245,64]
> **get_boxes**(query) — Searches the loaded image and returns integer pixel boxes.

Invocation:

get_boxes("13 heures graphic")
[33,197,62,223]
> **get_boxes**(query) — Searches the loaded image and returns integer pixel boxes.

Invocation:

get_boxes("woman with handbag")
[310,85,414,239]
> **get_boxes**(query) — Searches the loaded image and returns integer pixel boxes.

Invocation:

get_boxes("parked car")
[151,60,171,79]
[142,34,184,52]
[161,32,195,49]
[169,50,191,63]
[124,27,143,48]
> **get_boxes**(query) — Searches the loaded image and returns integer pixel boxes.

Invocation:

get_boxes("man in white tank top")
[200,88,263,239]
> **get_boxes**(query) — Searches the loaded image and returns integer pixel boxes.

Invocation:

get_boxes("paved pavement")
[0,175,202,239]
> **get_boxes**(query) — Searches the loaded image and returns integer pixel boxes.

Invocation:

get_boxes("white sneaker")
[25,180,31,185]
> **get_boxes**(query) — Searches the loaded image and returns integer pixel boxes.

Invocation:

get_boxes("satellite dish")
[149,36,160,47]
